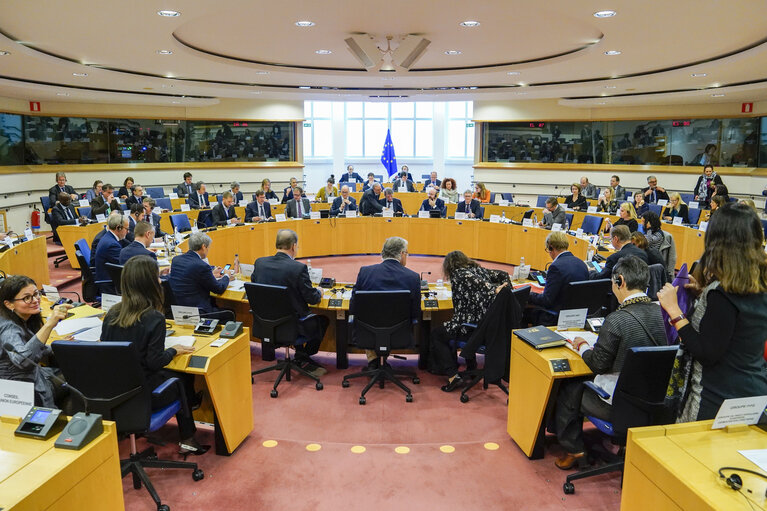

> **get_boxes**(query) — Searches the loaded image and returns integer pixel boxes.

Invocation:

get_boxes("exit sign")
[466,122,475,128]
[303,122,312,127]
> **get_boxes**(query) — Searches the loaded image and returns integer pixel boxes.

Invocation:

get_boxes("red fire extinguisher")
[30,206,41,230]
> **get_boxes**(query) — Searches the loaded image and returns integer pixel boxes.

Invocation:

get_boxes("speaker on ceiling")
[392,35,431,69]
[345,34,381,69]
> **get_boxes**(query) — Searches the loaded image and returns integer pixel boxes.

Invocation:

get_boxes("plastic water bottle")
[501,211,506,223]
[533,213,538,225]
[307,259,312,271]
[520,256,525,268]
[233,253,240,274]
[564,218,570,232]
[587,245,595,262]
[174,225,183,244]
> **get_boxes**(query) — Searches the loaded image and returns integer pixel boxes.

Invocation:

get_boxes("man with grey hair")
[48,171,78,205]
[456,189,482,218]
[351,237,421,370]
[94,213,130,295]
[378,187,404,215]
[229,181,243,204]
[169,231,231,317]
[359,182,384,216]
[579,176,598,199]
[330,185,357,216]
[252,229,329,375]
[641,175,669,204]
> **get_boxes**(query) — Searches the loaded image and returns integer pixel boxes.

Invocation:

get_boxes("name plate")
[398,187,408,194]
[24,228,34,240]
[689,201,699,209]
[153,207,162,215]
[95,214,106,223]
[42,284,59,300]
[168,192,179,199]
[345,210,357,218]
[180,204,191,212]
[587,206,598,213]
[522,218,533,227]
[418,210,430,218]
[269,198,279,205]
[498,199,509,206]
[576,228,584,237]
[551,223,563,232]
[455,212,466,220]
[489,215,501,223]
[672,216,683,225]
[191,225,199,233]
[0,379,34,418]
[699,221,708,232]
[657,199,668,207]
[382,209,394,218]
[171,305,200,326]
[275,214,287,222]
[712,395,767,429]
[101,293,122,312]
[79,199,90,207]
[309,211,321,219]
[557,308,588,330]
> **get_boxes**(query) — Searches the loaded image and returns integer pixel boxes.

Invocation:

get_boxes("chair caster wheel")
[158,504,170,511]
[405,395,413,403]
[270,389,278,398]
[563,482,575,495]
[412,377,420,384]
[342,380,350,388]
[316,382,323,391]
[460,394,469,403]
[359,396,366,405]
[192,469,204,481]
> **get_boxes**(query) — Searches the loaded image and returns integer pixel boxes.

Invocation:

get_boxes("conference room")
[2,2,767,510]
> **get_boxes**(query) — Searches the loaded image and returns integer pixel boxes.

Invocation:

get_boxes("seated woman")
[711,183,730,203]
[640,211,664,251]
[316,177,338,202]
[259,178,279,201]
[631,232,665,268]
[597,187,618,215]
[439,178,459,203]
[118,176,134,200]
[100,256,209,454]
[86,180,103,203]
[633,191,649,216]
[607,203,639,233]
[564,183,588,211]
[663,192,690,223]
[473,182,492,204]
[0,276,72,407]
[658,203,767,422]
[428,251,511,391]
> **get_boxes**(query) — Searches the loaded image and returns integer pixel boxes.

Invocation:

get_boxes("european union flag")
[380,129,397,178]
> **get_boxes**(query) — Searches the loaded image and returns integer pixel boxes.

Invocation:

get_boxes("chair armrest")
[583,380,610,400]
[348,315,354,324]
[461,322,477,330]
[299,313,317,322]
[94,279,112,285]
[152,377,179,397]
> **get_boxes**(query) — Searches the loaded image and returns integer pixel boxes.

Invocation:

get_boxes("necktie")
[138,196,142,204]
[200,194,204,207]
[297,200,302,217]
[259,204,264,218]
[652,190,656,203]
[388,201,392,209]
[65,207,72,220]
[224,206,229,219]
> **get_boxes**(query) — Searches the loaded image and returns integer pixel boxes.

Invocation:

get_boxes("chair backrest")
[155,198,172,211]
[565,213,574,227]
[679,193,695,204]
[489,192,497,203]
[104,262,123,294]
[170,214,192,232]
[511,285,532,328]
[562,279,612,317]
[161,279,176,319]
[501,192,513,202]
[477,206,485,219]
[624,191,633,201]
[74,249,98,302]
[244,282,299,347]
[74,238,91,263]
[687,207,702,225]
[610,346,678,437]
[145,187,165,199]
[421,174,430,180]
[40,196,52,211]
[580,215,603,235]
[51,341,152,434]
[75,206,91,219]
[120,203,129,211]
[197,210,214,228]
[350,290,413,353]
[536,195,549,208]
[374,174,383,182]
[648,204,662,216]
[216,194,222,204]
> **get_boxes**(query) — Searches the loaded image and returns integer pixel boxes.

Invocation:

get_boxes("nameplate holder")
[180,204,191,212]
[153,207,162,215]
[522,218,533,227]
[382,209,394,218]
[657,199,668,207]
[418,211,430,219]
[95,214,106,223]
[275,214,287,222]
[699,221,708,232]
[101,293,121,312]
[78,199,89,207]
[191,225,199,233]
[24,227,35,240]
[672,216,683,225]
[168,192,179,199]
[489,215,501,224]
[551,223,563,232]
[455,212,466,220]
[269,198,279,205]
[187,355,208,370]
[576,228,584,237]
[689,201,699,209]
[587,206,597,213]
[498,199,509,207]
[345,210,357,218]
[310,211,321,220]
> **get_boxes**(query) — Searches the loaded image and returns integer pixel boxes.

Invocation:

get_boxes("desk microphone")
[420,272,431,291]
[42,289,83,303]
[510,209,534,225]
[181,310,236,323]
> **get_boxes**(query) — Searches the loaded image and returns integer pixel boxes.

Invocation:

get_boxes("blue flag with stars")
[380,129,397,178]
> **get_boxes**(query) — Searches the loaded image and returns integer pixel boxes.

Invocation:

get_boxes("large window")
[446,102,474,159]
[0,113,23,165]
[303,102,333,158]
[345,102,433,158]
[483,121,595,163]
[185,120,294,162]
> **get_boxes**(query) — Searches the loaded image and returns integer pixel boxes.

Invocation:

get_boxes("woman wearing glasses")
[0,276,72,407]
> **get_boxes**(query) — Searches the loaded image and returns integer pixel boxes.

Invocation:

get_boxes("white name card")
[498,199,509,207]
[79,199,90,207]
[0,379,34,419]
[101,293,122,312]
[171,305,200,326]
[42,284,59,300]
[168,192,179,199]
[96,213,106,223]
[557,308,588,330]
[657,199,668,207]
[712,395,767,429]
[398,187,408,194]
[269,198,279,205]
[191,225,200,234]
[418,210,430,218]
[672,216,683,225]
[699,221,708,232]
[689,201,699,209]
[180,204,191,212]
[345,210,357,218]
[576,228,584,237]
[24,228,34,240]
[310,211,321,219]
[552,223,563,232]
[455,212,466,220]
[153,207,162,215]
[382,209,394,218]
[587,206,598,213]
[522,218,534,227]
[489,215,501,223]
[275,214,287,222]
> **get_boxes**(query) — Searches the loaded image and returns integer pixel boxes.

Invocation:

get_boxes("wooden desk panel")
[0,236,50,285]
[57,222,104,270]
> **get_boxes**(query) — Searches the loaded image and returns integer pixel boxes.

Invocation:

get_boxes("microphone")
[181,310,236,323]
[42,290,83,302]
[510,209,534,225]
[420,271,431,291]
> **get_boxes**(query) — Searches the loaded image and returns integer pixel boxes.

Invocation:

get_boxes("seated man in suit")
[211,191,242,226]
[176,172,194,198]
[142,198,166,238]
[95,214,130,295]
[229,181,244,204]
[281,177,300,204]
[286,187,311,219]
[362,172,378,192]
[251,229,329,375]
[379,188,404,215]
[351,236,421,370]
[341,165,363,184]
[554,256,666,469]
[50,192,86,240]
[610,175,626,200]
[48,172,78,205]
[169,232,231,319]
[539,196,566,229]
[525,232,590,326]
[590,225,648,280]
[119,221,158,264]
[330,185,358,216]
[125,185,145,208]
[90,211,128,267]
[419,187,446,217]
[89,183,121,219]
[424,171,441,189]
[456,189,482,218]
[359,183,384,216]
[187,181,210,209]
[245,190,272,222]
[125,203,145,243]
[579,176,598,199]
[392,171,415,193]
[400,165,414,182]
[640,175,669,204]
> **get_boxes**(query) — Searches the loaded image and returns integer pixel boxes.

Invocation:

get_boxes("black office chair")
[161,279,177,319]
[51,341,203,511]
[74,249,99,303]
[105,262,124,295]
[563,346,677,494]
[341,290,419,405]
[245,282,323,397]
[560,279,613,318]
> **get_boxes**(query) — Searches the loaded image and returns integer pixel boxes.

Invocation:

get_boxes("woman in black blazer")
[663,192,690,224]
[564,183,588,211]
[692,164,723,208]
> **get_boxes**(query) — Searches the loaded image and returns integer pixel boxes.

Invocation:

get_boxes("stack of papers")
[228,280,246,292]
[164,335,196,351]
[72,326,102,342]
[54,316,103,336]
[157,258,170,267]
[556,330,599,351]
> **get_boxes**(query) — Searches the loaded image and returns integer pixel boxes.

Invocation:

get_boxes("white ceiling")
[0,0,765,107]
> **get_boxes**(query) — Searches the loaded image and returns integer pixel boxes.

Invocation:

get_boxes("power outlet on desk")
[188,355,208,369]
[423,299,439,308]
[328,298,344,308]
[550,359,571,373]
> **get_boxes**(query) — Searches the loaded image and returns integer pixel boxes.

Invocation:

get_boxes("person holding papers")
[539,197,566,229]
[378,188,404,215]
[0,275,73,407]
[330,185,358,216]
[554,256,666,470]
[211,191,242,226]
[657,203,767,423]
[392,171,415,193]
[286,187,312,219]
[456,190,482,218]
[101,256,208,455]
[245,190,272,222]
[359,183,383,216]
[590,225,648,280]
[169,232,230,319]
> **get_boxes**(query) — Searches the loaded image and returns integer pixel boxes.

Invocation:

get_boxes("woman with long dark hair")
[658,203,767,422]
[101,256,209,454]
[640,211,663,251]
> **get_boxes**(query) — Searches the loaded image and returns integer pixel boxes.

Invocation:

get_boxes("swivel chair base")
[458,367,509,403]
[251,346,323,398]
[342,356,419,404]
[563,441,625,494]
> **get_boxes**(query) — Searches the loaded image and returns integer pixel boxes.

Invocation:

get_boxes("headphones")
[612,274,623,287]
[718,467,767,493]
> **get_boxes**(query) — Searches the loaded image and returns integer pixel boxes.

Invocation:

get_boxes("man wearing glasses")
[641,175,669,204]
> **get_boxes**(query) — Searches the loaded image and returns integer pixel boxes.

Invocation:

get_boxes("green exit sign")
[466,122,475,128]
[303,122,312,127]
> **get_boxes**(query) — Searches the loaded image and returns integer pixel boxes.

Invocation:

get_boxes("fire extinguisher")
[30,205,41,230]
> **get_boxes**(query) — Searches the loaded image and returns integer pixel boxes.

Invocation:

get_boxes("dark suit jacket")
[359,189,383,216]
[117,186,131,199]
[392,179,415,192]
[640,186,670,204]
[211,203,238,226]
[286,197,311,218]
[89,195,121,218]
[149,212,166,238]
[281,187,306,204]
[90,228,129,267]
[187,192,210,209]
[362,181,379,192]
[424,179,441,188]
[50,203,79,231]
[528,252,590,312]
[591,242,649,280]
[125,195,145,208]
[230,190,244,203]
[340,172,363,184]
[169,250,229,313]
[350,259,421,322]
[251,252,320,317]
[378,197,404,214]
[330,196,358,216]
[244,201,272,222]
[48,184,76,205]
[420,197,446,217]
[119,240,157,264]
[176,182,195,198]
[663,204,689,224]
[456,199,482,218]
[94,230,122,292]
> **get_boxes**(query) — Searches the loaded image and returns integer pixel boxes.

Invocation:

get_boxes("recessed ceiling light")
[469,86,478,90]
[295,20,315,27]
[0,51,9,56]
[711,93,725,97]
[315,49,332,55]
[445,50,462,55]
[72,72,88,77]
[157,10,180,17]
[56,92,69,96]
[299,86,311,89]
[604,50,621,55]
[604,85,617,88]
[460,21,480,27]
[691,73,707,77]
[254,71,270,75]
[593,10,617,18]
[157,50,173,55]
[507,71,520,76]
[161,84,174,88]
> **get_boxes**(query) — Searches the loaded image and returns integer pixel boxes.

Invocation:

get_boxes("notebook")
[515,326,567,350]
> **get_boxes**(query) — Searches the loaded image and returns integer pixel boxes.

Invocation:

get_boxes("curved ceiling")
[0,0,765,107]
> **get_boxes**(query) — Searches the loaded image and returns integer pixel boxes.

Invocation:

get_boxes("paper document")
[239,263,254,278]
[72,326,102,342]
[228,280,246,292]
[164,335,196,351]
[54,316,103,335]
[738,449,767,474]
[150,242,165,248]
[556,330,599,351]
[157,258,170,267]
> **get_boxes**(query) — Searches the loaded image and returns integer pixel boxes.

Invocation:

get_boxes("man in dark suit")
[125,185,145,208]
[392,171,415,193]
[362,172,379,192]
[245,190,272,222]
[330,185,358,216]
[351,236,421,369]
[50,193,85,239]
[359,183,383,216]
[285,187,311,219]
[640,175,669,204]
[187,181,210,209]
[400,165,414,182]
[540,196,566,229]
[211,191,242,226]
[419,187,446,217]
[456,189,482,218]
[526,232,590,325]
[94,214,130,295]
[251,229,329,374]
[169,232,231,317]
[379,188,404,215]
[119,221,158,264]
[424,171,441,189]
[176,172,194,197]
[89,183,121,219]
[229,181,244,204]
[590,225,648,280]
[142,198,166,238]
[281,177,299,204]
[341,165,363,184]
[48,172,78,205]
